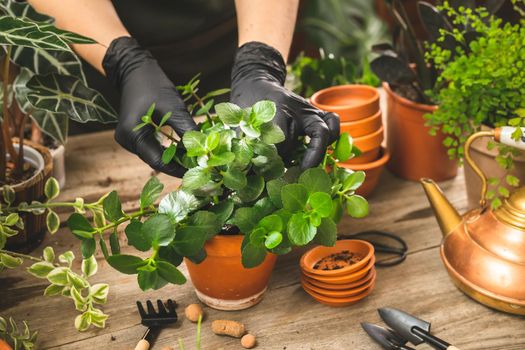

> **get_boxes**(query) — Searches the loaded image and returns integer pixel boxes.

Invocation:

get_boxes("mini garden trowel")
[361,323,415,350]
[378,308,461,350]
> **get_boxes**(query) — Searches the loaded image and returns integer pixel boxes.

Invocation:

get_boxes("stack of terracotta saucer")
[311,85,390,197]
[299,240,376,307]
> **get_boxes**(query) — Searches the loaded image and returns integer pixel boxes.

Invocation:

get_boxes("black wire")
[338,230,408,267]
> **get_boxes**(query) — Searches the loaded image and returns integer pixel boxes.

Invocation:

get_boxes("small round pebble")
[241,334,256,349]
[185,303,203,323]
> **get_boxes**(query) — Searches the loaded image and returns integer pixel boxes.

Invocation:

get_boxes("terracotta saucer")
[301,269,376,298]
[300,240,375,277]
[303,267,376,291]
[301,255,376,284]
[303,281,376,307]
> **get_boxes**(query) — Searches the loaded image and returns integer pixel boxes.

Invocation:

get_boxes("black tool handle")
[412,327,457,350]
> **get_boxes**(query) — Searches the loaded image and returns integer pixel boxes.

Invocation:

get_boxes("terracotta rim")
[340,110,382,137]
[300,240,375,276]
[303,280,375,306]
[301,269,376,298]
[383,82,436,113]
[301,255,376,284]
[311,84,379,111]
[339,147,390,171]
[353,126,384,153]
[303,267,376,291]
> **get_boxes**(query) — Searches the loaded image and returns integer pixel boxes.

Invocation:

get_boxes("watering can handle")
[465,127,525,207]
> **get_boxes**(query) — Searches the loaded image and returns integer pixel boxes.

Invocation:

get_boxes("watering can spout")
[420,178,462,237]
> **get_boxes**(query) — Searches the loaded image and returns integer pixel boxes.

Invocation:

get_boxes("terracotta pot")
[338,147,390,197]
[340,110,382,138]
[310,84,380,122]
[464,126,525,209]
[345,126,384,165]
[384,83,458,181]
[5,140,53,252]
[301,270,376,298]
[302,256,376,285]
[302,280,375,307]
[303,268,376,291]
[185,235,277,311]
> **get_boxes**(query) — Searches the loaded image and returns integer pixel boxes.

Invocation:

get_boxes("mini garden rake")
[135,299,178,350]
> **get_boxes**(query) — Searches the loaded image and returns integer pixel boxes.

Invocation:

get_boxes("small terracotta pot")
[345,126,384,164]
[310,85,380,122]
[300,240,374,276]
[340,110,382,138]
[302,256,376,284]
[185,235,277,311]
[384,83,458,181]
[5,139,53,252]
[301,269,376,298]
[338,147,390,197]
[303,280,376,307]
[464,125,525,209]
[303,267,376,291]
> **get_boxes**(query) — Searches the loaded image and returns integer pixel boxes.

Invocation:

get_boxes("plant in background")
[0,0,117,184]
[425,3,525,208]
[370,0,506,104]
[289,50,380,98]
[0,316,37,350]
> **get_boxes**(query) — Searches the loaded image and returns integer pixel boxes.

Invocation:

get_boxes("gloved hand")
[103,36,197,177]
[230,41,340,169]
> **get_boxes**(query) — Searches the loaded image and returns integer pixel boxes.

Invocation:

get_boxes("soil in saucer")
[1,160,36,186]
[313,250,363,271]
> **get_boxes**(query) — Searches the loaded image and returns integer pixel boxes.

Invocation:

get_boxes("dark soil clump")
[314,250,362,271]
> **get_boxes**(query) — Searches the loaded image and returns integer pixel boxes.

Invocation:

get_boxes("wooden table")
[1,131,524,350]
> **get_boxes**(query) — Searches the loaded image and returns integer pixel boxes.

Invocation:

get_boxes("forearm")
[235,0,299,62]
[28,0,130,73]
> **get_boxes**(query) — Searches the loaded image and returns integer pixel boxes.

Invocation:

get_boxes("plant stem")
[2,47,19,177]
[0,249,43,263]
[15,108,26,176]
[191,90,213,124]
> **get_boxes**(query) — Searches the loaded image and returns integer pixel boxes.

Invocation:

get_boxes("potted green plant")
[425,2,525,208]
[370,0,505,181]
[0,0,117,250]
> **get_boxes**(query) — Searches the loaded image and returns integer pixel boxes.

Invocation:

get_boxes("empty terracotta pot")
[301,270,376,298]
[185,235,277,311]
[340,110,382,138]
[384,83,457,181]
[338,147,390,197]
[303,280,376,307]
[302,256,376,284]
[310,84,380,122]
[345,126,384,164]
[303,268,376,291]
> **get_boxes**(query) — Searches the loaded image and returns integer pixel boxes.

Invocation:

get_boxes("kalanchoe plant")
[425,3,525,208]
[0,316,37,350]
[0,0,117,184]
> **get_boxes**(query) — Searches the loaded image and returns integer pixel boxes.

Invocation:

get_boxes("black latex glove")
[103,37,197,177]
[230,41,340,169]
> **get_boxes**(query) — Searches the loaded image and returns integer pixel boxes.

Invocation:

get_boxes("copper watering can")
[421,127,525,315]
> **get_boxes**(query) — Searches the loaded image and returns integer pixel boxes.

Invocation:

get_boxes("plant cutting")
[0,0,117,249]
[0,316,37,350]
[425,3,525,208]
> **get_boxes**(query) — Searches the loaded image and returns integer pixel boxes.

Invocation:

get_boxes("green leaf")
[308,192,333,218]
[259,215,283,233]
[156,261,187,285]
[232,139,253,167]
[158,190,201,223]
[109,231,120,255]
[506,175,520,187]
[186,211,222,239]
[137,269,160,291]
[281,184,309,212]
[43,246,55,262]
[209,199,234,224]
[44,284,64,296]
[140,177,164,209]
[34,23,96,44]
[182,167,211,191]
[81,255,98,277]
[237,175,265,202]
[0,16,70,50]
[107,254,146,274]
[233,207,259,233]
[343,171,366,191]
[142,214,176,248]
[331,199,344,223]
[346,195,369,218]
[0,253,22,268]
[159,111,172,127]
[267,178,286,208]
[205,132,220,151]
[222,168,247,190]
[46,210,60,234]
[162,143,177,165]
[183,131,208,157]
[27,261,54,277]
[46,267,69,285]
[125,219,150,252]
[103,190,124,222]
[251,100,277,124]
[195,99,214,116]
[26,73,117,123]
[260,122,285,144]
[58,251,75,266]
[214,102,244,126]
[288,212,316,246]
[74,312,91,332]
[299,168,332,194]
[3,185,15,205]
[67,213,95,239]
[90,283,109,304]
[334,132,352,161]
[44,177,60,199]
[239,120,261,138]
[208,151,235,167]
[241,242,267,268]
[315,218,337,246]
[81,238,96,258]
[265,231,283,249]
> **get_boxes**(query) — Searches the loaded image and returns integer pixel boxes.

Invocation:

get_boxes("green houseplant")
[425,2,525,208]
[0,0,117,249]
